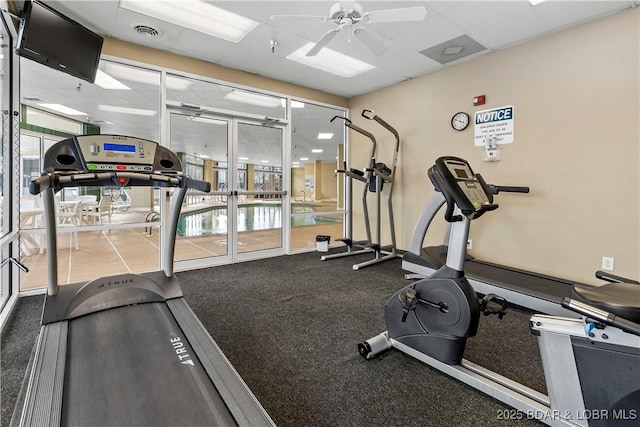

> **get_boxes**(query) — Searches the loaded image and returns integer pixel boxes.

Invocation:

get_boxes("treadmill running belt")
[465,259,575,302]
[62,302,236,427]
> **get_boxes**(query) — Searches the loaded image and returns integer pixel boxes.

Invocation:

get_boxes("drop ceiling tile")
[423,1,463,14]
[229,22,312,59]
[110,8,186,46]
[374,42,442,77]
[533,1,633,31]
[440,0,532,31]
[43,0,119,35]
[469,8,552,50]
[168,30,239,64]
[386,10,465,51]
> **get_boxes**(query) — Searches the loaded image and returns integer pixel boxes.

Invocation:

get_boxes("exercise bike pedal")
[479,293,508,319]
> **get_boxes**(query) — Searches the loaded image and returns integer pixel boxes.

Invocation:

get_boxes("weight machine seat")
[571,283,640,323]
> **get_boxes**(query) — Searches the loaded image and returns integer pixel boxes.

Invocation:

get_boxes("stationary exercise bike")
[359,156,640,426]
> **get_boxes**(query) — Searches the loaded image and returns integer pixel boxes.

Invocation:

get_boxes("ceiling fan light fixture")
[287,43,375,78]
[119,0,259,43]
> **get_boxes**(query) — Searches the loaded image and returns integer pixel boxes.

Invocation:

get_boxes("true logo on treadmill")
[170,336,195,366]
[96,278,133,288]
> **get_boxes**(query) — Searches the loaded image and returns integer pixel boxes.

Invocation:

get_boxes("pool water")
[178,204,341,236]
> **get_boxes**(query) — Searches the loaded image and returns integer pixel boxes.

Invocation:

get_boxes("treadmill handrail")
[30,171,211,195]
[35,170,210,295]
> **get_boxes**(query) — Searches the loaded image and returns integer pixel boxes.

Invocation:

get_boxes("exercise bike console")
[429,156,498,222]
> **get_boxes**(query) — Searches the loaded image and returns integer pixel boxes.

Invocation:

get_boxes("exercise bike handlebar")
[489,185,530,194]
[561,298,640,337]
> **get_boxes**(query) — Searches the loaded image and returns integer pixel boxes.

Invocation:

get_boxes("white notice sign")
[474,105,514,146]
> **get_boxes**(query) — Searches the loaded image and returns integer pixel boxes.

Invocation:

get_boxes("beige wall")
[102,38,348,108]
[291,168,306,201]
[319,161,338,201]
[349,8,639,285]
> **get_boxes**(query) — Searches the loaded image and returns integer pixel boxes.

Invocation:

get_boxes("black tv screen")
[17,1,103,83]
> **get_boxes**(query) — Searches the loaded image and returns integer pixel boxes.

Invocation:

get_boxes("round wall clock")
[451,112,470,131]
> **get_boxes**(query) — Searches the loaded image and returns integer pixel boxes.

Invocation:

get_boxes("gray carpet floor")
[2,250,545,426]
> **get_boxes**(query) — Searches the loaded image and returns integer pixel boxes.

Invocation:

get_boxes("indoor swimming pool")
[178,203,341,236]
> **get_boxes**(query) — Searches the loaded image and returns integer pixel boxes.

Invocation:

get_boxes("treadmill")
[16,135,275,427]
[402,184,586,316]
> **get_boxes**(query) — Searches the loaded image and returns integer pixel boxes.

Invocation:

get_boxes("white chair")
[84,196,111,225]
[55,198,81,250]
[78,195,97,203]
[79,195,99,225]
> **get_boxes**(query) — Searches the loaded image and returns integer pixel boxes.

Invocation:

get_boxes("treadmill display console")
[75,135,159,172]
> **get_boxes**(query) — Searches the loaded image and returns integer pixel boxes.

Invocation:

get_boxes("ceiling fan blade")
[269,15,329,22]
[353,27,387,56]
[363,6,427,24]
[306,29,340,56]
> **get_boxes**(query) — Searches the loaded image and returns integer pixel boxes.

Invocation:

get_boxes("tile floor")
[19,221,343,291]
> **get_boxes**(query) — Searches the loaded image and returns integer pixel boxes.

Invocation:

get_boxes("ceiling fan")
[270,2,427,57]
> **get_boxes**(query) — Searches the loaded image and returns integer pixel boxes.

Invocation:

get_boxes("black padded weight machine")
[15,135,274,427]
[322,109,400,270]
[359,156,640,426]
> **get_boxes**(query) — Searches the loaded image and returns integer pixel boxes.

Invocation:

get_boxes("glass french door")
[168,111,285,268]
[234,121,286,256]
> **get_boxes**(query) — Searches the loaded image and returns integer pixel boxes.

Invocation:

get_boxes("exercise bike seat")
[571,283,640,323]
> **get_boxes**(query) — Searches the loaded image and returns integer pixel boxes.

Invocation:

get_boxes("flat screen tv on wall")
[17,0,103,83]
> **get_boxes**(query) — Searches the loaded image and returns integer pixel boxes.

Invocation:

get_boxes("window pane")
[167,74,286,119]
[19,60,162,291]
[0,24,11,237]
[0,17,13,305]
[290,102,346,249]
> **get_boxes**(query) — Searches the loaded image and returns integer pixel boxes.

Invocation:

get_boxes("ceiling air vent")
[132,25,161,38]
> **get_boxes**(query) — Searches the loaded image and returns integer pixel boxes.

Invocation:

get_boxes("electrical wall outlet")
[602,256,614,272]
[467,239,473,250]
